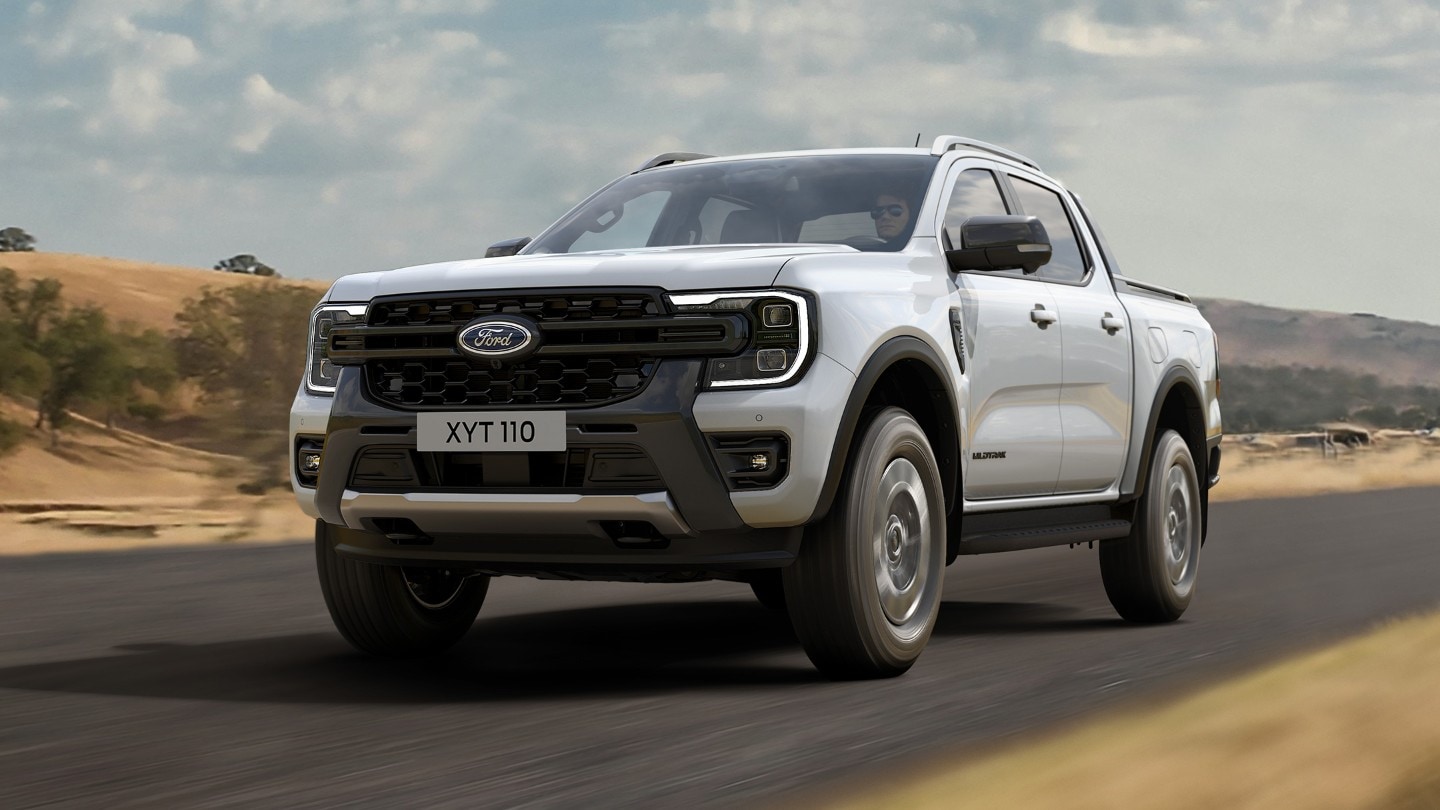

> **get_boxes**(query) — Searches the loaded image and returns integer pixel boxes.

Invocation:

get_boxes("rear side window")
[1010,176,1087,283]
[1073,194,1121,276]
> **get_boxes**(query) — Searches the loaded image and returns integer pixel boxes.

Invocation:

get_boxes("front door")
[944,164,1064,499]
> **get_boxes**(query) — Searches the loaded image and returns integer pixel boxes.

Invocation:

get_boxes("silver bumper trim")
[338,489,693,538]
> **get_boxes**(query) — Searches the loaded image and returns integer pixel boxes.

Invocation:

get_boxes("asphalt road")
[2,487,1438,808]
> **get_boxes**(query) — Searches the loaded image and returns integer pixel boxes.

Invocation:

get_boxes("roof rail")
[929,136,1040,170]
[634,152,714,173]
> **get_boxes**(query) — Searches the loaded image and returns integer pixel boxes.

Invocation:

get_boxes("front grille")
[369,355,655,408]
[328,289,747,410]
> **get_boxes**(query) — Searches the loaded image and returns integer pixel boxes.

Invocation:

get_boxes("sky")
[2,0,1438,324]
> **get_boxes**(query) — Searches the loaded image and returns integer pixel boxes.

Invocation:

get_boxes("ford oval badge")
[457,318,536,359]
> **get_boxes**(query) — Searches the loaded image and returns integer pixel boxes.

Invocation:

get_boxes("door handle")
[1030,305,1058,328]
[1101,313,1125,335]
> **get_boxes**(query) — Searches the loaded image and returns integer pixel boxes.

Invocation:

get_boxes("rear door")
[1006,174,1133,494]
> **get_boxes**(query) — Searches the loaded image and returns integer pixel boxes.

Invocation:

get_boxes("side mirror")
[485,236,532,258]
[945,216,1051,274]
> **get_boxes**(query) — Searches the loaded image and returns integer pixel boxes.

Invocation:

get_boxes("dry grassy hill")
[0,252,327,550]
[0,252,328,333]
[1195,297,1440,387]
[0,252,1438,553]
[0,393,311,552]
[4,253,1433,385]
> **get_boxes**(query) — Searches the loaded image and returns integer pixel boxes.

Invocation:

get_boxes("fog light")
[756,348,788,372]
[706,434,788,490]
[300,452,322,473]
[762,304,793,328]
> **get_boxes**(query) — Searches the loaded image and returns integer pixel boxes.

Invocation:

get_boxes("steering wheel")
[841,235,886,249]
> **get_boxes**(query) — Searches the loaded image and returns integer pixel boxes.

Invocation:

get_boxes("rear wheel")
[315,521,489,656]
[1100,429,1201,622]
[784,407,946,679]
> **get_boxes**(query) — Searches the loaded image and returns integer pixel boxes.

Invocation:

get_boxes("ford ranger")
[291,136,1223,679]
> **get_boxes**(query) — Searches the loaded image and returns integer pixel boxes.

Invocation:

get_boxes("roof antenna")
[914,132,922,148]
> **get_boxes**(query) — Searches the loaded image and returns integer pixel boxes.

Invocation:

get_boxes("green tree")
[174,283,319,488]
[1,270,176,447]
[0,416,24,456]
[1397,407,1432,430]
[1351,404,1398,428]
[0,269,53,401]
[32,305,129,445]
[101,325,179,428]
[0,227,36,252]
[213,253,279,277]
[0,268,63,344]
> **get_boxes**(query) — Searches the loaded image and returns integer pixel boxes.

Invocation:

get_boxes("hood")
[324,245,856,303]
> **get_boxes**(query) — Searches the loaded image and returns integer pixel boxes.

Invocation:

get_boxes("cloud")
[24,1,201,134]
[1042,9,1206,58]
[232,73,308,153]
[3,0,1440,323]
[206,0,493,30]
[1042,0,1440,92]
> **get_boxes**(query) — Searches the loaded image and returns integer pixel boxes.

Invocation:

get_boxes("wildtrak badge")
[972,451,1007,460]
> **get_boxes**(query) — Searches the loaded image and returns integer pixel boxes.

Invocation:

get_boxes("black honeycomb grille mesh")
[369,355,654,408]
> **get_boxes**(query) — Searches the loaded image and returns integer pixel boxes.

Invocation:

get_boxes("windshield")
[525,154,939,255]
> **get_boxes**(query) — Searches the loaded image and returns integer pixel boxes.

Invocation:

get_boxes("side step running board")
[958,518,1131,555]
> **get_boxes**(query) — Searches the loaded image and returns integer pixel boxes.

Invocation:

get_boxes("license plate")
[417,411,567,452]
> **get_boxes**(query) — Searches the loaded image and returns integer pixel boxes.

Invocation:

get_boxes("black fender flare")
[1129,364,1211,539]
[806,336,961,525]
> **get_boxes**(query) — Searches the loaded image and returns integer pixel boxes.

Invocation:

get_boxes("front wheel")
[784,407,946,679]
[1100,429,1201,622]
[747,569,788,611]
[315,521,489,656]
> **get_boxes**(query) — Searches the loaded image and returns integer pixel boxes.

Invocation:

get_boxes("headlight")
[667,290,814,389]
[306,304,367,394]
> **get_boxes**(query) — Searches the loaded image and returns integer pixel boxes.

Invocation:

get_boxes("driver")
[871,192,913,248]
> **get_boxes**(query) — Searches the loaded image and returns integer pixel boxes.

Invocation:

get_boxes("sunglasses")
[870,204,906,220]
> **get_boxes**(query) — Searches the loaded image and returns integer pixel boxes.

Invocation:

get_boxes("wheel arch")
[807,336,961,526]
[1132,365,1211,539]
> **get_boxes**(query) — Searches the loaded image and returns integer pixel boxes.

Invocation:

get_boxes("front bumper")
[296,359,814,573]
[340,490,692,537]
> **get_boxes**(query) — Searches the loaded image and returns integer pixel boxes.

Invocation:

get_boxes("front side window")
[943,168,1010,248]
[1010,176,1088,283]
[526,154,939,255]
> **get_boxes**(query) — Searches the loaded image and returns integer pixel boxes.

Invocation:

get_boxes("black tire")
[784,407,946,679]
[1100,429,1201,622]
[315,520,489,656]
[747,569,787,611]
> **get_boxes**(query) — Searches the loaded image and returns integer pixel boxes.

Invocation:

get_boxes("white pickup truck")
[292,136,1223,679]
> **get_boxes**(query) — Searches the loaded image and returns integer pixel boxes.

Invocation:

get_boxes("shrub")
[0,416,26,456]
